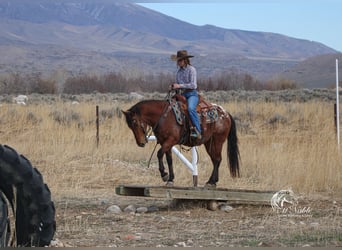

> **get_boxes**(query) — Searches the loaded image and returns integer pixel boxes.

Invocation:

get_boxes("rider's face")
[177,59,185,67]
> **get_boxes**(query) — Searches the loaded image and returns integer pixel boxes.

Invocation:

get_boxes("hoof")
[166,181,174,187]
[204,183,216,189]
[162,173,169,182]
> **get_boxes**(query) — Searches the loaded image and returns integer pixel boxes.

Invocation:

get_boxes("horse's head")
[122,110,148,147]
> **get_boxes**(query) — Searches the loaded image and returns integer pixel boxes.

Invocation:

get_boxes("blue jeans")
[183,90,201,133]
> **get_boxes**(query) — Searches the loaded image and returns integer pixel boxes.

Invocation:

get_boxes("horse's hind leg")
[157,148,169,182]
[165,149,174,186]
[204,139,223,187]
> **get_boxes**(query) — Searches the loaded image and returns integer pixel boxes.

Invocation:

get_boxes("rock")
[147,205,159,212]
[106,205,122,214]
[50,239,65,247]
[219,204,234,212]
[186,239,194,246]
[207,200,219,211]
[136,207,148,213]
[122,235,136,240]
[176,242,187,247]
[124,204,136,213]
[135,235,142,240]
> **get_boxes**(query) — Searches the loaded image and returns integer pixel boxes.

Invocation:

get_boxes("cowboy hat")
[171,50,194,61]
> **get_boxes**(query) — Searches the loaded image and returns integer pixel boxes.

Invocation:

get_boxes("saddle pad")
[203,107,219,124]
[171,99,184,125]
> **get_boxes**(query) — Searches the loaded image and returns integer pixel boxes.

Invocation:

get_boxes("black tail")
[227,114,240,178]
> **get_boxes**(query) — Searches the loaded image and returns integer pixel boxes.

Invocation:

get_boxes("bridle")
[140,119,152,144]
[139,94,174,143]
[135,97,173,167]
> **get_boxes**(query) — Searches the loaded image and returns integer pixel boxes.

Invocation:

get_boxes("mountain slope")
[278,53,342,88]
[0,0,337,85]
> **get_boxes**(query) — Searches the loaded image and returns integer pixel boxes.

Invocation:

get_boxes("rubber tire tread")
[0,144,56,247]
[0,193,9,247]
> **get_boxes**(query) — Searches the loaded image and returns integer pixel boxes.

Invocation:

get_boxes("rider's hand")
[171,83,180,89]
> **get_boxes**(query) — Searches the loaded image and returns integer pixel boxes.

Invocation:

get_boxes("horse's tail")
[227,113,240,178]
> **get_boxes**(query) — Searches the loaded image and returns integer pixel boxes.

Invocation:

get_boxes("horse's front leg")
[157,148,169,182]
[165,149,174,186]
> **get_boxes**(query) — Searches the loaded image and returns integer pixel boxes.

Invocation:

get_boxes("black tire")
[0,192,9,247]
[0,144,56,247]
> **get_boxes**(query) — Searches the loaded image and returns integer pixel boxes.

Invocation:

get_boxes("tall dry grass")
[0,93,341,201]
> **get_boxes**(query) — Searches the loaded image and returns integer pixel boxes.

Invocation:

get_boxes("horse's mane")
[128,104,141,115]
[128,99,166,115]
[125,99,165,126]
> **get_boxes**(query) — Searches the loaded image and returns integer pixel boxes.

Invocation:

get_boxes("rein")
[144,92,172,139]
[143,124,154,139]
[147,143,158,169]
[145,92,174,168]
[145,90,197,168]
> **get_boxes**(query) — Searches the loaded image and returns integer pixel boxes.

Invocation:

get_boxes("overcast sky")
[138,0,342,52]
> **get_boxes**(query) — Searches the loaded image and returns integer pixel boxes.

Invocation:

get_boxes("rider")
[170,50,202,140]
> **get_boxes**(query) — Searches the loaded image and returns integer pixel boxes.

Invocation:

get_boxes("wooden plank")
[145,187,274,204]
[115,184,275,205]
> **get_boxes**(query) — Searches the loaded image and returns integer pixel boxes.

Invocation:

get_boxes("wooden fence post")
[96,105,99,147]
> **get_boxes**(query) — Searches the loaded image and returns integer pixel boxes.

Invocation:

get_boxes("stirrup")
[190,128,202,139]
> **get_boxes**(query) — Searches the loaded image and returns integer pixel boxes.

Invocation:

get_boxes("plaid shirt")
[176,65,197,90]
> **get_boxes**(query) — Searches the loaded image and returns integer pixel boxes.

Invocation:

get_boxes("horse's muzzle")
[137,137,148,147]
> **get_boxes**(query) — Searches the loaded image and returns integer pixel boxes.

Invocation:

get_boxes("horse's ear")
[121,110,130,117]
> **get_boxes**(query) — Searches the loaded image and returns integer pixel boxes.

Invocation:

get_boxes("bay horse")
[122,93,240,187]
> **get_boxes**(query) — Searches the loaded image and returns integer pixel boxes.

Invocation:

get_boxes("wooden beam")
[145,187,273,205]
[115,184,275,205]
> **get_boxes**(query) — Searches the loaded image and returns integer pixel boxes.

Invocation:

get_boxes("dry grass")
[0,92,341,202]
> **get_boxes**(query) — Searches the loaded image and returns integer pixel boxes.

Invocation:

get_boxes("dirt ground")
[52,190,341,247]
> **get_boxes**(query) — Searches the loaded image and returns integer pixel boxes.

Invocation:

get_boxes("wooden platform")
[115,184,275,205]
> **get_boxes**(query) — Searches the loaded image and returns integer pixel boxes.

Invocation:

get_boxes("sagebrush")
[0,90,341,200]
